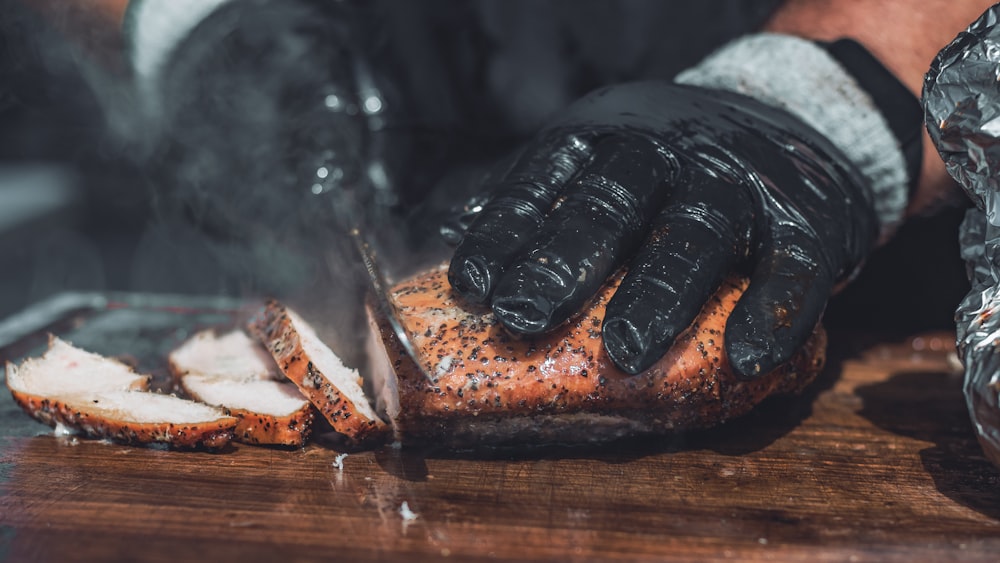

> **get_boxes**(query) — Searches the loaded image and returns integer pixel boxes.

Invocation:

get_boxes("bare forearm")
[765,0,994,217]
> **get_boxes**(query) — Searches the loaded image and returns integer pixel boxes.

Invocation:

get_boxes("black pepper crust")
[250,301,389,445]
[169,362,315,448]
[376,265,826,445]
[8,388,237,449]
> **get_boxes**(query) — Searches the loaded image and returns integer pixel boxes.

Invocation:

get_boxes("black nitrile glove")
[447,82,879,378]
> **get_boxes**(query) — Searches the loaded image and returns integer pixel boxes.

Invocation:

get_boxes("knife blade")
[349,228,437,384]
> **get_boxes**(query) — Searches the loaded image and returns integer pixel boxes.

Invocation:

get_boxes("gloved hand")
[447,82,879,378]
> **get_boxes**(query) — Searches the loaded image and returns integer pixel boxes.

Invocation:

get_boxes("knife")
[349,227,437,384]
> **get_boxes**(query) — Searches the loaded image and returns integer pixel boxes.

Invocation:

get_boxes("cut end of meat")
[169,329,277,381]
[366,301,400,425]
[6,338,238,449]
[169,329,315,447]
[180,376,310,418]
[250,301,389,445]
[7,336,150,396]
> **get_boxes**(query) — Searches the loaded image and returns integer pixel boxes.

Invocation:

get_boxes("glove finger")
[603,172,754,374]
[725,233,835,379]
[439,152,522,246]
[448,134,593,303]
[491,135,677,334]
[439,189,495,247]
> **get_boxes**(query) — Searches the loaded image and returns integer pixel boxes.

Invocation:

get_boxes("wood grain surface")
[1,300,999,562]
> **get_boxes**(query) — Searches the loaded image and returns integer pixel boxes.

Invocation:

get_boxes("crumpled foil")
[924,3,1000,467]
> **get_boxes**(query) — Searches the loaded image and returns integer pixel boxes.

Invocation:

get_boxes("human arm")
[765,0,996,216]
[446,1,992,377]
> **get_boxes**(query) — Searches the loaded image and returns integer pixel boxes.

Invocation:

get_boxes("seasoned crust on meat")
[372,264,825,447]
[168,329,315,447]
[251,301,389,445]
[6,337,237,449]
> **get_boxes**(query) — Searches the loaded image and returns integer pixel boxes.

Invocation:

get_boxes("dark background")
[0,0,970,332]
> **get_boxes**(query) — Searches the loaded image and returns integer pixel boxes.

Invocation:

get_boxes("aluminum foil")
[924,3,1000,467]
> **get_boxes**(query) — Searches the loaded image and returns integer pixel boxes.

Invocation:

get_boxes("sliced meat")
[168,329,315,446]
[370,264,826,447]
[250,302,389,445]
[6,337,237,449]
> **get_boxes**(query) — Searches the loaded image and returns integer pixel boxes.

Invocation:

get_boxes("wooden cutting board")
[0,295,998,562]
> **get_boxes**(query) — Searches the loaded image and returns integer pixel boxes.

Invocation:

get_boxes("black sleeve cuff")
[817,38,923,197]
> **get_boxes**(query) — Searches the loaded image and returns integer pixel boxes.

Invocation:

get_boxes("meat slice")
[370,264,826,447]
[168,329,315,446]
[6,337,237,448]
[251,302,389,445]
